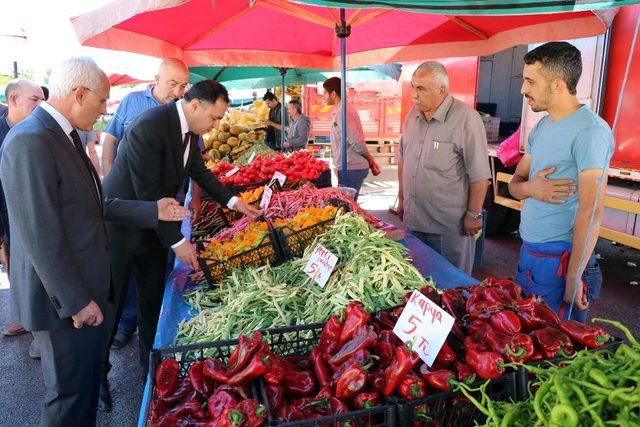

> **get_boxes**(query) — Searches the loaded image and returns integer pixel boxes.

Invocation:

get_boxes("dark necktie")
[69,129,102,206]
[183,131,191,153]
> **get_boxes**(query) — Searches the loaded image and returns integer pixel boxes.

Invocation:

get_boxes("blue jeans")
[515,241,602,323]
[117,277,137,333]
[337,168,369,200]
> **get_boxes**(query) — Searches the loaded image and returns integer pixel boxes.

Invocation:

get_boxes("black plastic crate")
[191,200,231,243]
[197,229,285,286]
[515,337,623,401]
[394,372,518,427]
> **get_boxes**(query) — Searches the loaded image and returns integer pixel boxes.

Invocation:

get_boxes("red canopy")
[72,0,613,69]
[108,73,151,86]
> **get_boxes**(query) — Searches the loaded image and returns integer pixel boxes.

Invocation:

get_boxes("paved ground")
[1,164,638,425]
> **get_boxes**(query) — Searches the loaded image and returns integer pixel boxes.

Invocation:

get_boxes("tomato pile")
[212,151,329,187]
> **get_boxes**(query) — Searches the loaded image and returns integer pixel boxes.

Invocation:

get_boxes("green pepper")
[550,404,579,427]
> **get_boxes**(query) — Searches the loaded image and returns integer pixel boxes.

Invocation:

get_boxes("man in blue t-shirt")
[509,42,614,323]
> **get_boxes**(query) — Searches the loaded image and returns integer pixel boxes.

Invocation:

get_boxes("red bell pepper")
[159,377,193,405]
[331,349,371,383]
[235,399,266,427]
[369,370,386,393]
[328,325,378,367]
[558,319,611,349]
[512,296,547,331]
[309,348,332,388]
[506,333,535,363]
[382,345,420,396]
[373,310,396,331]
[155,359,180,399]
[418,365,455,392]
[398,373,427,400]
[467,297,505,320]
[533,303,560,326]
[265,384,285,417]
[282,370,316,396]
[391,306,404,320]
[485,330,512,356]
[207,389,239,419]
[434,341,457,367]
[319,314,343,348]
[203,357,229,383]
[340,301,371,344]
[419,285,443,307]
[372,342,394,369]
[483,277,522,301]
[228,353,270,386]
[188,360,214,396]
[467,319,493,340]
[230,384,253,400]
[263,362,284,385]
[529,348,544,363]
[284,355,312,371]
[226,333,261,377]
[163,398,206,421]
[464,336,488,354]
[454,362,475,382]
[530,327,574,359]
[465,350,504,380]
[218,408,246,427]
[335,364,368,401]
[489,310,522,335]
[353,391,382,409]
[379,330,400,348]
[441,288,467,320]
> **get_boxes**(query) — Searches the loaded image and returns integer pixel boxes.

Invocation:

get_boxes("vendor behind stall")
[283,99,310,152]
[397,61,490,275]
[262,91,288,151]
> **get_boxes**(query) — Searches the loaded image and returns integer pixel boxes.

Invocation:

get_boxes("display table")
[138,220,478,425]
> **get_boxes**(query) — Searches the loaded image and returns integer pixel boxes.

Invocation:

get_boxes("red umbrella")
[108,73,151,86]
[72,0,613,69]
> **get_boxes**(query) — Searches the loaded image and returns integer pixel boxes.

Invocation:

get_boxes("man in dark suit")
[0,56,189,426]
[102,80,258,393]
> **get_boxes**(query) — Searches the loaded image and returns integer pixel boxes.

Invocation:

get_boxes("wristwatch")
[466,210,483,221]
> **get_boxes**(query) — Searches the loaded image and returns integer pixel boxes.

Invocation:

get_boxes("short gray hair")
[48,57,105,99]
[414,61,449,90]
[288,99,302,114]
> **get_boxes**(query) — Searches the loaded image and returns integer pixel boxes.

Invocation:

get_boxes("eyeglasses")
[73,86,108,105]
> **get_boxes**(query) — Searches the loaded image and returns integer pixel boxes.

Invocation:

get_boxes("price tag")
[393,290,455,366]
[247,152,257,165]
[272,171,287,187]
[225,167,240,177]
[260,186,273,209]
[303,244,338,288]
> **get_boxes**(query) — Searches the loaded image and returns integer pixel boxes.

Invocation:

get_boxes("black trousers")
[33,323,104,427]
[103,244,168,377]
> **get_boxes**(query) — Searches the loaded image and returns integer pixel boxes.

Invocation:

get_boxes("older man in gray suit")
[0,57,189,427]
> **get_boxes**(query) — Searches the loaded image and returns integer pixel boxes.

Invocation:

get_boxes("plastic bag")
[496,127,523,167]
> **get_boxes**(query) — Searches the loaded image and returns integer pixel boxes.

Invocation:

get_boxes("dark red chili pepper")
[235,399,266,427]
[188,361,214,396]
[373,310,396,331]
[164,398,206,421]
[263,362,284,385]
[230,384,253,400]
[454,362,475,382]
[353,391,382,409]
[464,336,488,354]
[419,285,442,306]
[335,364,368,401]
[284,355,312,371]
[419,365,455,392]
[228,353,270,386]
[402,291,413,305]
[558,319,611,349]
[329,325,378,367]
[398,373,427,400]
[465,350,504,380]
[319,314,343,347]
[442,288,467,320]
[467,319,493,340]
[530,327,574,359]
[265,384,285,418]
[383,345,420,396]
[379,330,400,348]
[340,301,371,344]
[506,333,535,363]
[513,296,547,331]
[159,377,193,406]
[207,389,239,419]
[372,342,394,369]
[279,403,305,422]
[534,303,560,326]
[282,370,316,396]
[265,353,296,371]
[203,357,229,383]
[218,408,246,427]
[310,348,332,388]
[391,306,404,320]
[226,333,261,377]
[369,370,386,393]
[485,330,512,356]
[483,287,514,305]
[489,310,522,335]
[434,341,457,367]
[468,300,505,319]
[331,349,371,383]
[529,348,544,363]
[155,358,180,399]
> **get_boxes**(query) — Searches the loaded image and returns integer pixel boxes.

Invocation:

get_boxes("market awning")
[108,73,151,86]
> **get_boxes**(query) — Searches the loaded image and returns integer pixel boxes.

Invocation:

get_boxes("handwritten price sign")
[393,290,455,366]
[260,186,273,210]
[271,171,287,187]
[225,167,240,177]
[303,244,338,288]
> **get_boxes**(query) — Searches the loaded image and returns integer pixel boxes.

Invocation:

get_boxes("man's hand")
[262,120,272,127]
[564,277,589,311]
[234,201,260,219]
[369,160,381,176]
[157,198,191,222]
[71,300,103,329]
[528,167,575,203]
[173,240,198,270]
[463,214,483,237]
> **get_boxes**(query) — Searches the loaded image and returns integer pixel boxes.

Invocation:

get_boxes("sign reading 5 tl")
[303,244,338,288]
[393,290,455,366]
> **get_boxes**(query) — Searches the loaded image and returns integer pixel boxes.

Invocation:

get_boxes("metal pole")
[13,61,18,78]
[336,9,351,184]
[279,68,287,150]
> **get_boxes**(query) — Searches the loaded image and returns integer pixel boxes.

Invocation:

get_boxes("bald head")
[154,58,190,104]
[5,79,44,124]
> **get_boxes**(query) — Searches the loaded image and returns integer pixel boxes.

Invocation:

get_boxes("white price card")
[303,244,338,288]
[272,171,287,187]
[225,167,240,177]
[393,290,455,366]
[247,152,257,165]
[260,186,273,210]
